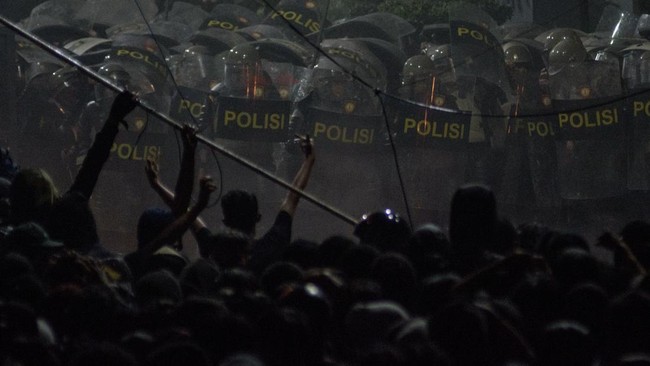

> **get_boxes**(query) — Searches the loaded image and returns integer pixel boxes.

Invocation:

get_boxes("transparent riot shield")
[156,1,210,32]
[622,44,650,191]
[209,39,311,209]
[388,66,472,226]
[200,3,261,32]
[74,0,159,37]
[447,2,511,96]
[262,0,324,47]
[591,3,640,42]
[101,32,174,115]
[549,61,626,200]
[323,12,416,54]
[15,63,94,189]
[443,5,512,206]
[285,37,399,221]
[79,32,180,238]
[22,0,90,45]
[584,4,643,59]
[166,46,223,131]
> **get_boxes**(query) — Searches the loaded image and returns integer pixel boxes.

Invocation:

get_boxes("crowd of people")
[2,92,650,366]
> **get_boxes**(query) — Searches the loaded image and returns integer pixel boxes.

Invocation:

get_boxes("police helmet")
[225,43,260,66]
[543,28,582,53]
[224,43,269,97]
[401,55,436,83]
[427,44,450,66]
[503,41,532,65]
[425,44,457,87]
[354,209,411,252]
[548,38,587,75]
[97,63,132,89]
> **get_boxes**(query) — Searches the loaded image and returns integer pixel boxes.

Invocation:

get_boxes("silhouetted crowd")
[2,92,650,366]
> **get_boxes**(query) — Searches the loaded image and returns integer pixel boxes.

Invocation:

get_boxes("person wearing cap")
[0,221,64,271]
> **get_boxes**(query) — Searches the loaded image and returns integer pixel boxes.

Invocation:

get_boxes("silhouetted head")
[448,184,497,271]
[221,190,260,235]
[354,209,411,252]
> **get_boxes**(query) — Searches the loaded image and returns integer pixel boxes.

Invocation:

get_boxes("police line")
[206,93,650,146]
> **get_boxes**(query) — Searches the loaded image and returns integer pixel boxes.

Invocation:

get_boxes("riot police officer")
[500,40,561,224]
[547,37,628,227]
[395,53,466,226]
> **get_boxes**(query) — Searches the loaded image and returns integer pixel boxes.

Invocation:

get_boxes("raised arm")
[145,154,209,233]
[69,91,138,198]
[280,134,315,216]
[143,175,216,254]
[171,124,198,215]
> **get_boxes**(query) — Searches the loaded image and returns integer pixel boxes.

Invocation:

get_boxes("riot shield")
[263,0,324,46]
[342,37,407,94]
[166,45,224,130]
[387,68,472,225]
[591,3,640,42]
[285,37,397,219]
[622,43,650,191]
[106,20,194,49]
[156,1,210,32]
[584,4,643,56]
[447,2,511,97]
[74,0,159,37]
[64,37,113,67]
[101,32,174,114]
[323,12,416,53]
[16,63,94,189]
[447,1,512,150]
[209,39,312,206]
[189,27,249,55]
[549,61,626,200]
[22,0,90,45]
[236,24,289,41]
[200,3,261,32]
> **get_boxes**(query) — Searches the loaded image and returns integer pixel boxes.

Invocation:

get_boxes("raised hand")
[145,158,160,186]
[108,90,139,128]
[181,124,199,150]
[197,175,217,207]
[296,134,314,160]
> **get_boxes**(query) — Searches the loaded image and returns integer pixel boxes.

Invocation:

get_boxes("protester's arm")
[145,157,209,233]
[145,158,174,206]
[143,175,216,254]
[69,91,138,198]
[171,124,198,216]
[280,134,315,216]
